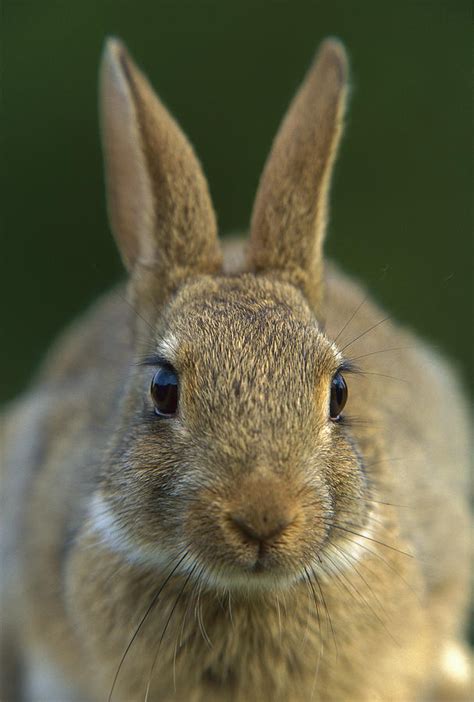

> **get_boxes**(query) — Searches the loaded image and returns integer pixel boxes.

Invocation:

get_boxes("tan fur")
[1,37,471,702]
[248,38,348,314]
[101,39,222,304]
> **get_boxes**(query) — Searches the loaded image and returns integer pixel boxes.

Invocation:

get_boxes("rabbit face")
[89,38,367,592]
[93,275,368,592]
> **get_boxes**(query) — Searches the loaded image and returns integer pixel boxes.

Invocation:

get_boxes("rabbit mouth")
[190,556,307,593]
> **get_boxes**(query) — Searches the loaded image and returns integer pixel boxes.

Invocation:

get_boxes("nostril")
[230,513,293,544]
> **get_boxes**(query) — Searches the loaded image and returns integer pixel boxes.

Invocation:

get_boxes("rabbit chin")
[184,558,308,594]
[87,492,308,591]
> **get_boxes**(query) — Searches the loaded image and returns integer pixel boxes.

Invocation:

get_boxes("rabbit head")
[94,38,366,593]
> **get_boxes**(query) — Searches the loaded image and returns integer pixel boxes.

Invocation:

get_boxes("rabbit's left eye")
[150,366,179,417]
[329,372,348,420]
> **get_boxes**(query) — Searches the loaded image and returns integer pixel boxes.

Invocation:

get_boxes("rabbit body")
[1,39,471,702]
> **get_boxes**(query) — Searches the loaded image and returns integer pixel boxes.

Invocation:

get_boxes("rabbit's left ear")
[247,39,349,313]
[100,38,222,302]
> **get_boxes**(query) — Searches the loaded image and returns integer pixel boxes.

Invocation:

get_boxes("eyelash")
[136,353,172,368]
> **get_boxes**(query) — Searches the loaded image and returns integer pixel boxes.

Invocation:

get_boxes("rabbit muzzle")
[184,469,329,590]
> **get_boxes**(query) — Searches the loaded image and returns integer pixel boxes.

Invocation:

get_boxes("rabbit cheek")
[319,435,373,555]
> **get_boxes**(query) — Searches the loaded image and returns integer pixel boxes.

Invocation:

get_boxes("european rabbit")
[1,37,471,702]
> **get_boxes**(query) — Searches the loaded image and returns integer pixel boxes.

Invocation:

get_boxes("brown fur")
[248,38,348,314]
[1,37,471,702]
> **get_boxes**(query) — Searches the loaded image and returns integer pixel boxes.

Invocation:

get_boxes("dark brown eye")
[330,372,348,420]
[150,366,179,417]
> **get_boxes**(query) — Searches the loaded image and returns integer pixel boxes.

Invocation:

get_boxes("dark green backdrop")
[1,1,472,404]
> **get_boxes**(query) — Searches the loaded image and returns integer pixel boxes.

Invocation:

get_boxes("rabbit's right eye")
[150,366,179,417]
[329,372,348,420]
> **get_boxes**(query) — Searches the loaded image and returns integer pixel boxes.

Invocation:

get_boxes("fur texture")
[0,37,471,702]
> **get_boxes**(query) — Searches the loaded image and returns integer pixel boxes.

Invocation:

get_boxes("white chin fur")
[193,565,303,594]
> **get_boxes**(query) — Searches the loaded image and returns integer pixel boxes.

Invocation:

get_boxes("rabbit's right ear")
[246,39,348,315]
[100,38,222,300]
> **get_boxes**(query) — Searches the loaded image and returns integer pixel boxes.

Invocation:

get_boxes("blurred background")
[1,0,472,404]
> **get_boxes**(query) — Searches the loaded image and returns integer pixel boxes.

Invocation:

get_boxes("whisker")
[308,564,338,659]
[340,315,391,354]
[225,588,235,630]
[362,456,406,470]
[172,563,206,692]
[300,499,385,529]
[195,571,213,648]
[331,542,389,624]
[332,293,370,345]
[348,346,412,362]
[321,549,397,645]
[301,570,314,647]
[303,567,323,649]
[354,370,409,384]
[322,522,414,558]
[107,550,189,702]
[115,288,156,333]
[332,509,386,528]
[336,492,411,509]
[303,568,323,701]
[275,595,282,642]
[144,563,197,702]
[341,415,383,429]
[336,533,421,603]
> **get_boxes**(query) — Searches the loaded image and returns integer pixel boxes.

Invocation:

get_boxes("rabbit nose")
[230,511,294,545]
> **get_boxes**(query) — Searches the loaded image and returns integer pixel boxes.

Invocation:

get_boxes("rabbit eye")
[150,366,179,417]
[329,372,348,420]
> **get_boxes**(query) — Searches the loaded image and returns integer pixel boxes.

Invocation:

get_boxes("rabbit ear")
[100,38,222,296]
[247,39,348,313]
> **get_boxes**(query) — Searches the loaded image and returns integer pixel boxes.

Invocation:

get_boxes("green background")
[1,1,472,403]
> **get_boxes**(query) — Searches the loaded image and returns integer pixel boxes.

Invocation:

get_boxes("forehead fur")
[160,274,328,351]
[146,275,336,457]
[167,273,315,324]
[154,274,340,416]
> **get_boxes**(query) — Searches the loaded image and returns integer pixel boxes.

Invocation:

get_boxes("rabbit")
[0,36,471,702]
